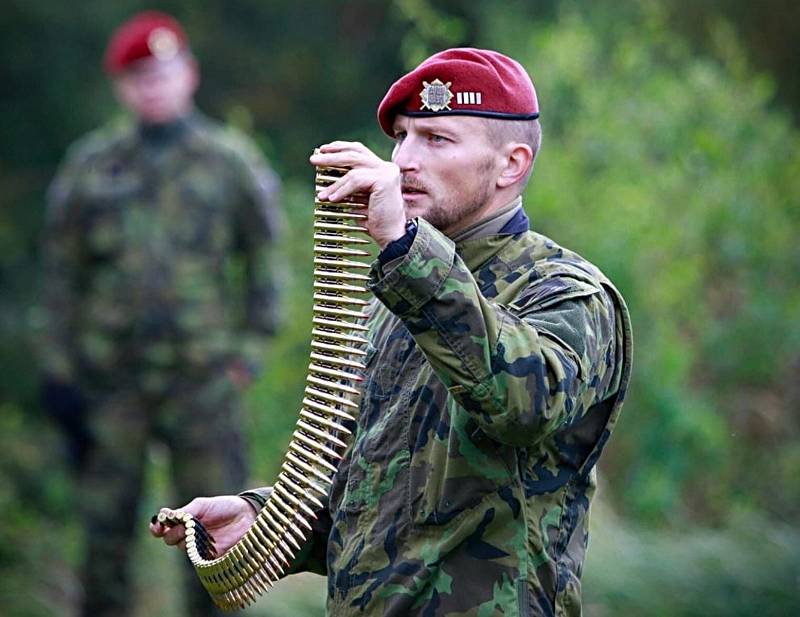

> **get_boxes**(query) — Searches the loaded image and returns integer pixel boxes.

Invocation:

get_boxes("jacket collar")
[137,111,195,147]
[454,198,531,272]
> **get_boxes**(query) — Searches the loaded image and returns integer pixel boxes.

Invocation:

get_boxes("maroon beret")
[377,47,539,136]
[104,11,188,75]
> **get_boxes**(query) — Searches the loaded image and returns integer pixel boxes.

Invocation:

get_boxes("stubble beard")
[421,186,492,233]
[411,158,495,234]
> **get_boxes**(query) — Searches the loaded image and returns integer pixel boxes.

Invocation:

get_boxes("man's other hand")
[149,495,256,555]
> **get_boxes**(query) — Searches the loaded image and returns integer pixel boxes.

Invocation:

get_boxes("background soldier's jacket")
[41,114,284,383]
[286,216,632,617]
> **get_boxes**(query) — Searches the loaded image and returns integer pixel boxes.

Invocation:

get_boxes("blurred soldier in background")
[40,11,284,617]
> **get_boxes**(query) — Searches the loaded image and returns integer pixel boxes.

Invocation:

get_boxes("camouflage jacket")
[41,113,283,382]
[262,214,632,616]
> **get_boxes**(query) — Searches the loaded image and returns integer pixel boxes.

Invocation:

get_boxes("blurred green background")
[2,1,798,615]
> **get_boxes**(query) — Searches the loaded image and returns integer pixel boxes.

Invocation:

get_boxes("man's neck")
[138,112,193,146]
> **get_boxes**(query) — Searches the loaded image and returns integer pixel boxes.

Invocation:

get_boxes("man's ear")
[496,143,533,189]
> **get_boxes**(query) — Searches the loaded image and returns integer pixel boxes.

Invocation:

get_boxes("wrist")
[377,220,409,250]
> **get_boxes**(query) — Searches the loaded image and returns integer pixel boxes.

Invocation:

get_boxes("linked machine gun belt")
[155,153,371,610]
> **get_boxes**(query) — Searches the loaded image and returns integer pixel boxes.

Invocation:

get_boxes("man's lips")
[401,184,427,198]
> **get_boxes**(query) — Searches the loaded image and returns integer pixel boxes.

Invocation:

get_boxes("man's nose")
[392,137,420,173]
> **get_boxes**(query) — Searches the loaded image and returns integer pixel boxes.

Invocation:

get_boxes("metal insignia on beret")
[148,27,179,60]
[420,79,453,112]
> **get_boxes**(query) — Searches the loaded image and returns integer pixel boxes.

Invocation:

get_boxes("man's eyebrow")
[419,125,461,139]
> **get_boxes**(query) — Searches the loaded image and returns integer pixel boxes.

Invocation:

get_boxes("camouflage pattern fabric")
[81,369,247,616]
[41,113,283,617]
[286,215,632,616]
[42,113,283,383]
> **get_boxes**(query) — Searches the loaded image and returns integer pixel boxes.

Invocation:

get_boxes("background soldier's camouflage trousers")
[80,367,246,616]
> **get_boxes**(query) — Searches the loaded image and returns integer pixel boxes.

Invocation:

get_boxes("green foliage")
[583,500,800,616]
[0,403,81,617]
[245,179,317,482]
[496,5,800,524]
[392,0,470,68]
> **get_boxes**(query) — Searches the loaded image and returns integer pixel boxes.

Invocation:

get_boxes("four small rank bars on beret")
[420,79,483,113]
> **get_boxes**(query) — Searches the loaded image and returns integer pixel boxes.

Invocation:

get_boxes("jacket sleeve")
[40,155,85,382]
[232,144,286,366]
[368,218,619,447]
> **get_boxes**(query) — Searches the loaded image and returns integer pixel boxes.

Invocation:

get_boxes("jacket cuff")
[368,218,455,317]
[238,487,272,513]
[377,218,418,268]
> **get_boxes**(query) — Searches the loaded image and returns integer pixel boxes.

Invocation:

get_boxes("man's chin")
[136,106,181,124]
[403,200,428,218]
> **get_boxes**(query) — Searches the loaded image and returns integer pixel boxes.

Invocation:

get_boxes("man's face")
[113,54,198,124]
[391,115,501,235]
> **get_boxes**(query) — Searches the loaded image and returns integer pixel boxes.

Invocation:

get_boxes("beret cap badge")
[147,27,180,60]
[420,79,453,112]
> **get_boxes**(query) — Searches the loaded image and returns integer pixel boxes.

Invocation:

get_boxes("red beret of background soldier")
[151,46,632,617]
[103,11,189,75]
[40,11,285,617]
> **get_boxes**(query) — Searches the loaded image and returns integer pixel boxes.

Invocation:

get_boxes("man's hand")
[149,496,256,555]
[310,142,407,249]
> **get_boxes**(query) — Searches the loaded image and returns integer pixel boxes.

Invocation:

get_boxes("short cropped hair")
[483,118,542,189]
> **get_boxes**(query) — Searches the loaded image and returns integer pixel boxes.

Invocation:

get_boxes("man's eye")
[429,134,447,143]
[394,131,407,142]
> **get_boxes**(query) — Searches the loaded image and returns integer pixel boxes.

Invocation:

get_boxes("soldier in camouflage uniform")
[41,12,283,617]
[152,48,632,616]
